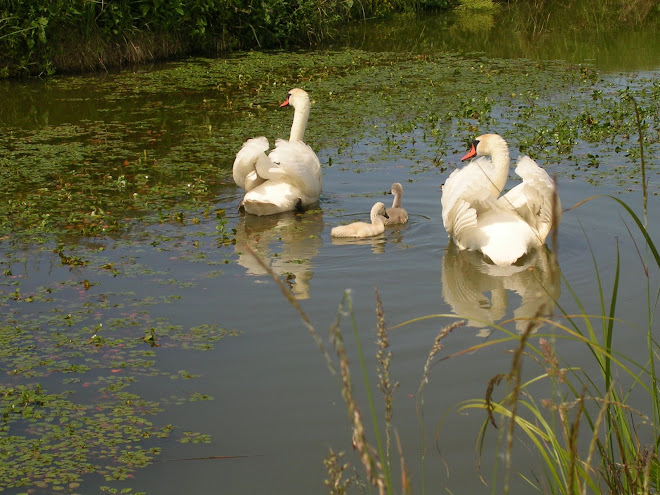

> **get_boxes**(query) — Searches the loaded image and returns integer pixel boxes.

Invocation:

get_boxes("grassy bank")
[0,0,449,77]
[3,0,657,78]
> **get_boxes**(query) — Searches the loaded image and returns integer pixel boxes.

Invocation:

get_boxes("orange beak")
[461,143,477,161]
[280,97,290,108]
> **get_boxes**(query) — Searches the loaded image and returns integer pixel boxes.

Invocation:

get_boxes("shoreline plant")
[0,0,446,77]
[1,0,657,77]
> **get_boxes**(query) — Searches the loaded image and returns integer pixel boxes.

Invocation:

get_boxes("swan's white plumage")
[441,134,560,266]
[232,88,322,215]
[331,202,389,238]
[265,139,322,198]
[499,156,561,242]
[233,137,269,191]
[384,182,408,225]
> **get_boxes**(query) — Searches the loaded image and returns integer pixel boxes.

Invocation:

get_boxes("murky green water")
[337,3,660,71]
[1,5,659,495]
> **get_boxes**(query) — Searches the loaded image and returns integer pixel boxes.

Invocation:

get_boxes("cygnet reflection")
[234,210,323,299]
[330,234,386,254]
[441,242,560,337]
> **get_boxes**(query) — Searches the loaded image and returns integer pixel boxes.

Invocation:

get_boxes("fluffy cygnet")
[331,202,389,238]
[384,182,408,225]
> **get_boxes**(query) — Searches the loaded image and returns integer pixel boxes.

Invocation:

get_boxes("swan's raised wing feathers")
[499,156,560,239]
[233,137,270,191]
[442,158,502,234]
[268,139,322,198]
[448,199,478,240]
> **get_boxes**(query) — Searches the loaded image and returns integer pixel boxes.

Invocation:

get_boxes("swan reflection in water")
[330,234,386,254]
[234,210,323,299]
[441,242,560,337]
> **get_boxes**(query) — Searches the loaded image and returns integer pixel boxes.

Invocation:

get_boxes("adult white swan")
[232,88,322,216]
[441,134,561,266]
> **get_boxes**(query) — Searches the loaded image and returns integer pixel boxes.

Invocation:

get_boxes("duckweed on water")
[0,225,238,491]
[2,50,659,240]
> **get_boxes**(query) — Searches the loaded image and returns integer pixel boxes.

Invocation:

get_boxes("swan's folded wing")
[242,179,303,216]
[441,158,500,230]
[244,170,263,192]
[446,199,477,239]
[233,137,270,190]
[253,152,282,181]
[269,139,322,198]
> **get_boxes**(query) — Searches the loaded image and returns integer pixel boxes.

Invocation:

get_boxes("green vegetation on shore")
[0,0,452,77]
[2,0,657,78]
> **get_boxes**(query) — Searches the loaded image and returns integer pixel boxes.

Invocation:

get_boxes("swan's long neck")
[488,140,510,194]
[392,191,402,208]
[289,102,310,142]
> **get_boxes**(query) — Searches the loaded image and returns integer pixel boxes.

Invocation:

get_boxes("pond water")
[337,2,660,71]
[1,4,660,495]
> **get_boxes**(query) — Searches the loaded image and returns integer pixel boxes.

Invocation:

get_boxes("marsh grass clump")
[457,0,498,10]
[454,280,660,493]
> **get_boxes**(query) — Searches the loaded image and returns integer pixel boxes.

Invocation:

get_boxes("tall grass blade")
[569,195,660,269]
[604,241,620,394]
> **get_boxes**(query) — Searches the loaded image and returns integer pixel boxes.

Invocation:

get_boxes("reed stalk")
[375,289,397,471]
[330,290,388,495]
[323,449,354,495]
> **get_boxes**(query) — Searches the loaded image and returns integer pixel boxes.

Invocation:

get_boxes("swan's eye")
[472,139,480,148]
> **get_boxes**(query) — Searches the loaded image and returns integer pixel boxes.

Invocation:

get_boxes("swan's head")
[461,133,508,161]
[280,88,310,109]
[390,182,403,197]
[372,202,389,219]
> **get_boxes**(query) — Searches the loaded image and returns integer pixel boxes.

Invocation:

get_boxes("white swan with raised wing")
[441,134,560,266]
[233,88,322,216]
